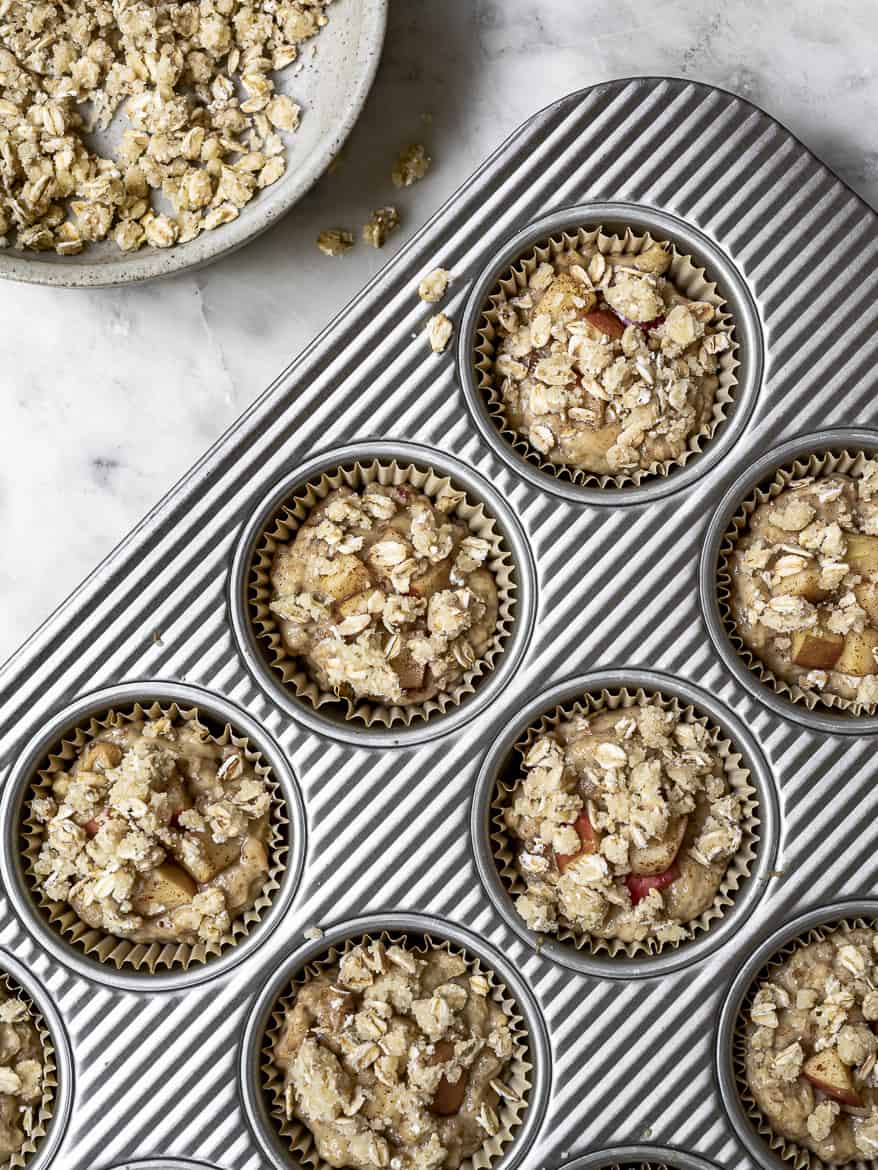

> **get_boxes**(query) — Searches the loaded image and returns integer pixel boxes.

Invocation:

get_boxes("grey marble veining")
[1,0,876,660]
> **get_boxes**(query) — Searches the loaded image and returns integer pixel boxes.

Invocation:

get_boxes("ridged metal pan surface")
[1,76,878,1169]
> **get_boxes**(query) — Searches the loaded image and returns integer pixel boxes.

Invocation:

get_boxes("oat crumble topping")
[272,940,515,1170]
[745,928,878,1164]
[426,312,453,354]
[0,0,332,255]
[362,205,399,249]
[504,705,743,945]
[0,989,43,1161]
[268,483,500,707]
[729,468,878,709]
[392,143,430,189]
[317,227,354,256]
[490,240,731,475]
[31,716,271,945]
[418,268,451,304]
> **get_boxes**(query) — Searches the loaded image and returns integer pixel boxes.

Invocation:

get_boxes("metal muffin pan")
[0,76,876,1167]
[558,1148,721,1170]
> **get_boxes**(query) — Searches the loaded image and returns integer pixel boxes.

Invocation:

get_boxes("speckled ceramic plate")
[0,0,386,288]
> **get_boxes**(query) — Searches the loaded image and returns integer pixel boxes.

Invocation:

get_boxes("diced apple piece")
[626,861,680,906]
[335,591,374,621]
[835,627,878,676]
[845,534,878,575]
[555,811,599,875]
[584,310,625,340]
[409,561,451,599]
[803,1048,862,1107]
[428,1040,470,1116]
[317,556,372,605]
[313,987,356,1033]
[80,742,122,772]
[628,816,688,877]
[131,862,196,917]
[775,568,830,604]
[854,583,878,626]
[390,649,426,692]
[791,629,845,670]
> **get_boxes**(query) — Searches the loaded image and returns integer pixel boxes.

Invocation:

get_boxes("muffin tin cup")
[716,898,878,1170]
[239,912,551,1170]
[0,948,73,1170]
[556,1147,722,1170]
[457,201,764,506]
[700,428,878,734]
[229,440,538,747]
[471,669,779,978]
[0,681,307,992]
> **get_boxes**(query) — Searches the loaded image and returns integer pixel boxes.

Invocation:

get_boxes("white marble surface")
[1,0,877,663]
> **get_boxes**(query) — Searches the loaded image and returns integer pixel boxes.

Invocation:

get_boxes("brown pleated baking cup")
[491,686,759,958]
[249,457,516,728]
[732,915,878,1170]
[21,701,288,974]
[260,930,532,1170]
[717,448,878,717]
[474,224,738,488]
[0,969,56,1170]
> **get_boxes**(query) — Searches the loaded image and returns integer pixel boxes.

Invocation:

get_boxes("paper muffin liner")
[474,224,739,489]
[732,914,878,1170]
[260,929,533,1170]
[20,700,289,974]
[490,685,759,959]
[717,447,878,718]
[0,969,56,1170]
[248,457,517,728]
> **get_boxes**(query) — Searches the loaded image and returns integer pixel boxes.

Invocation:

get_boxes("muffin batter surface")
[491,240,731,476]
[272,940,516,1170]
[269,483,500,707]
[729,467,878,708]
[504,705,743,945]
[745,928,878,1164]
[32,716,271,946]
[0,988,44,1163]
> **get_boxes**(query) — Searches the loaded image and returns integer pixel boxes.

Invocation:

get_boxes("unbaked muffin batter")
[0,988,44,1162]
[729,466,878,708]
[269,483,499,707]
[491,240,731,475]
[504,705,743,945]
[31,716,271,945]
[745,927,878,1164]
[272,940,516,1170]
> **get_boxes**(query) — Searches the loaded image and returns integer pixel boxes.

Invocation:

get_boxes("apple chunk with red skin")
[626,860,680,906]
[554,811,599,875]
[802,1048,862,1107]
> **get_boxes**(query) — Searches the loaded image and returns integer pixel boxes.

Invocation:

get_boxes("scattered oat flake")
[392,143,431,189]
[362,206,400,249]
[426,313,454,353]
[304,925,324,941]
[317,228,355,257]
[418,268,452,303]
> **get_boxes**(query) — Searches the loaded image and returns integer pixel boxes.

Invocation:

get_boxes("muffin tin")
[0,76,876,1168]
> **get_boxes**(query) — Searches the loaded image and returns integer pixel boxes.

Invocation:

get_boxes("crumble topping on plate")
[0,989,43,1163]
[729,468,878,709]
[268,482,500,708]
[317,228,354,257]
[362,205,400,249]
[31,716,271,946]
[392,143,431,189]
[0,0,332,255]
[490,240,732,476]
[272,939,516,1170]
[504,705,743,945]
[745,928,878,1164]
[418,268,452,304]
